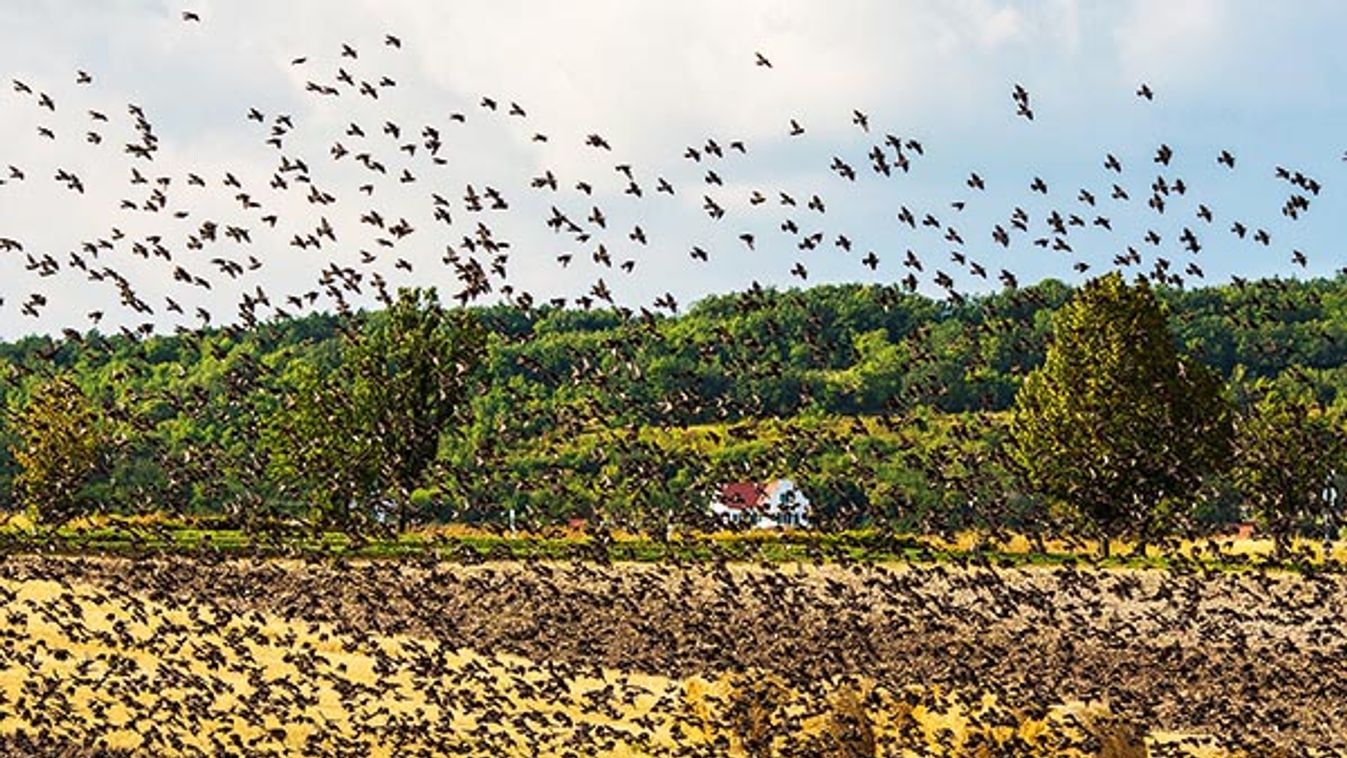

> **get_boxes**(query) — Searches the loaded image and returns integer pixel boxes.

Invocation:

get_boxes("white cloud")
[1112,0,1228,88]
[979,4,1025,49]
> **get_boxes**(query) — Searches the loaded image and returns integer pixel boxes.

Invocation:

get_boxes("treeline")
[1,274,1346,537]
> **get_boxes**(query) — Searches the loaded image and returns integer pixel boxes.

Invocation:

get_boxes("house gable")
[711,479,810,528]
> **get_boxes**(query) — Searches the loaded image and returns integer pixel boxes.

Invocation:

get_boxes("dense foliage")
[1232,380,1346,553]
[9,373,104,525]
[2,274,1346,539]
[262,288,486,529]
[1011,274,1233,552]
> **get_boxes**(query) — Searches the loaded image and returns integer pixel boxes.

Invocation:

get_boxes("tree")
[1010,273,1232,555]
[261,357,357,526]
[1232,381,1345,555]
[265,288,486,530]
[353,288,487,528]
[9,374,104,525]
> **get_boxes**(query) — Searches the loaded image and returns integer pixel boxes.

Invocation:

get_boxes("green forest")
[3,274,1346,544]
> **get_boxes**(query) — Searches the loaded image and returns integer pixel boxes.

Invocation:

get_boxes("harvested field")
[0,554,1341,755]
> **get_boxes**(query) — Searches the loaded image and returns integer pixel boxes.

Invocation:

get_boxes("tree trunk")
[1130,538,1147,560]
[1130,495,1148,560]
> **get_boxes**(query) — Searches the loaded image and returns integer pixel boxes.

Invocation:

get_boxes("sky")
[1,0,1345,339]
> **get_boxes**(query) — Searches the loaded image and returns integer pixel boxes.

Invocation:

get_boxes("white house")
[710,479,810,529]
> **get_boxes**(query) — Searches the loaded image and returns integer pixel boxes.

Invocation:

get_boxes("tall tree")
[9,374,104,525]
[350,288,487,528]
[1232,380,1345,555]
[266,289,486,530]
[1010,273,1232,555]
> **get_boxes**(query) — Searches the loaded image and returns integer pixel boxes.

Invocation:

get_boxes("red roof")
[719,482,767,510]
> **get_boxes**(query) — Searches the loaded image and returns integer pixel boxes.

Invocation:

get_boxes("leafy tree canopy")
[1010,273,1233,550]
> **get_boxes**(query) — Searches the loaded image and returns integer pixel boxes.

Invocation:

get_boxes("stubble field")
[0,553,1341,756]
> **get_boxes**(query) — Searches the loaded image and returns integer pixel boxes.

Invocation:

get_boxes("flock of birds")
[0,9,1346,756]
[0,9,1339,343]
[0,551,1344,755]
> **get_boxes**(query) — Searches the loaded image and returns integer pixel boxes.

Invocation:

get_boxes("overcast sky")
[1,1,1345,339]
